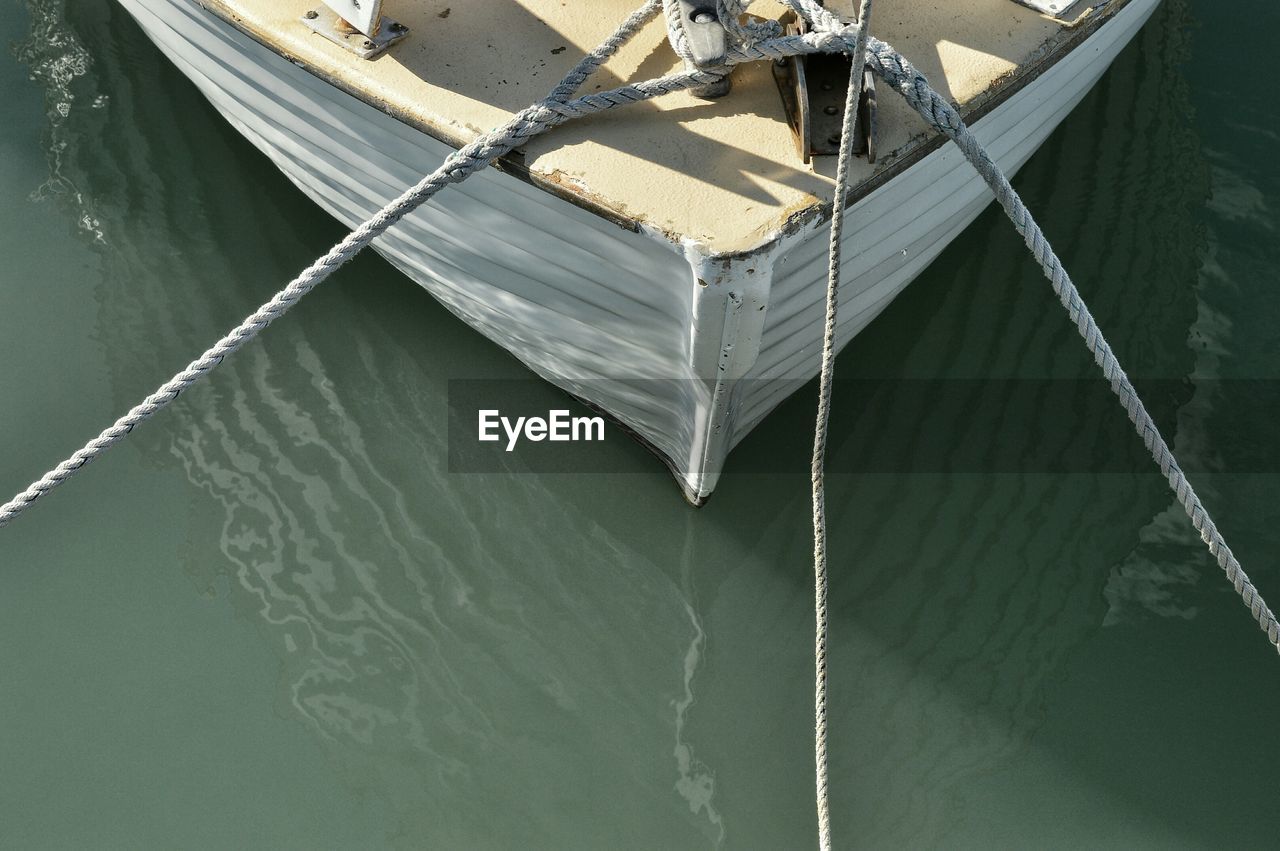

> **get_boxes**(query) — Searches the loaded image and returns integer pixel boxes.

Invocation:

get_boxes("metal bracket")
[771,21,876,164]
[1011,0,1095,21]
[301,7,409,59]
[675,2,733,99]
[318,0,381,38]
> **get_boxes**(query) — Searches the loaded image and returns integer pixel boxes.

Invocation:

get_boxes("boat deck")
[200,0,1095,253]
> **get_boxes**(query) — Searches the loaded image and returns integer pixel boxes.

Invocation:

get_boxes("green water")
[2,1,1278,847]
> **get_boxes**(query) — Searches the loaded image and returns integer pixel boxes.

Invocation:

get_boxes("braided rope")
[781,0,843,32]
[809,7,872,850]
[661,0,779,69]
[0,0,673,528]
[1,13,1275,851]
[860,40,1280,653]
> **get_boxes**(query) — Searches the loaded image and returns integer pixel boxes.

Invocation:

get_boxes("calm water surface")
[2,1,1279,847]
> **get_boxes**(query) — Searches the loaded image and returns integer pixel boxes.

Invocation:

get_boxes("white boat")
[116,0,1160,503]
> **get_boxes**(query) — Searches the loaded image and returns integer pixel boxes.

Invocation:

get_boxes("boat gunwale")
[190,0,1132,260]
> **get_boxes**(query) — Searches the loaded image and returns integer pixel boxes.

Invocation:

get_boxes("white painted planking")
[118,0,1159,501]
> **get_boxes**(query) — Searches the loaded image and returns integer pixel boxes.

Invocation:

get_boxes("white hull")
[120,0,1159,502]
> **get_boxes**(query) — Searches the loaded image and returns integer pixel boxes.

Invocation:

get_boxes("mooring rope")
[2,5,1278,848]
[863,41,1280,653]
[0,0,683,527]
[810,5,873,848]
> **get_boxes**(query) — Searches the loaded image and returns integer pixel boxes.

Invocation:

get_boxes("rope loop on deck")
[3,4,1278,849]
[661,0,782,66]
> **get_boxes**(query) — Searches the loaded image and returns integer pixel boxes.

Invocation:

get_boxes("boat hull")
[118,0,1160,502]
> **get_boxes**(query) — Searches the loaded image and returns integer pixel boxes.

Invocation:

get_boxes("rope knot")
[662,0,780,67]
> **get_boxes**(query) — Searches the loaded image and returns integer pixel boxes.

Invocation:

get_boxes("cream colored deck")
[202,0,1081,253]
